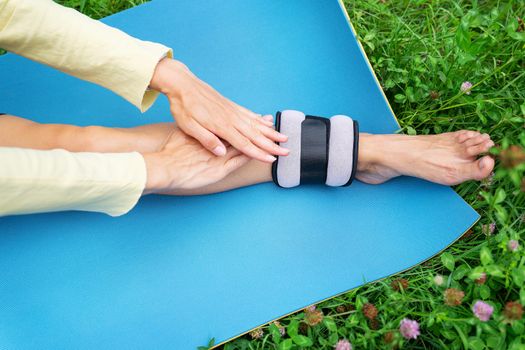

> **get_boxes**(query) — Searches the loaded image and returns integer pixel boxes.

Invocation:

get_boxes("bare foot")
[357,130,495,186]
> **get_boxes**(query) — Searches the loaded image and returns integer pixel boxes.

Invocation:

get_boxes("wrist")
[149,57,189,96]
[142,152,168,195]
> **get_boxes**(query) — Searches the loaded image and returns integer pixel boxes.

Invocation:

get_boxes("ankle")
[357,133,385,171]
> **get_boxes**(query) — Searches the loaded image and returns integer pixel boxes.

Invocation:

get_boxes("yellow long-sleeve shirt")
[0,0,173,217]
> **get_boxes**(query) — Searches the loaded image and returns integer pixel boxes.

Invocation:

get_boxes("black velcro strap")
[300,116,330,184]
[271,111,283,187]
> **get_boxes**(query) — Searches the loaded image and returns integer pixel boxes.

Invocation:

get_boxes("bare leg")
[173,131,496,195]
[0,115,495,196]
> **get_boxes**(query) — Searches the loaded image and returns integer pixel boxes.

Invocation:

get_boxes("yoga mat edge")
[336,0,401,130]
[210,216,480,349]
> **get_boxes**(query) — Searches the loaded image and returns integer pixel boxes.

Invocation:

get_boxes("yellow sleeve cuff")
[140,47,174,112]
[0,148,147,217]
[0,0,173,112]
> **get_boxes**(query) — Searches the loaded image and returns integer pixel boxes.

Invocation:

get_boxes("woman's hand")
[142,129,250,194]
[149,58,289,163]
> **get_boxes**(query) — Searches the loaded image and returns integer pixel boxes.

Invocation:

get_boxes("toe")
[466,139,494,157]
[456,155,495,184]
[456,130,481,143]
[473,156,495,180]
[464,133,490,147]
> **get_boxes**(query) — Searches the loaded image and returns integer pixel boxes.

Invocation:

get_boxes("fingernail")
[262,115,274,121]
[281,148,290,154]
[213,145,227,156]
[266,155,277,162]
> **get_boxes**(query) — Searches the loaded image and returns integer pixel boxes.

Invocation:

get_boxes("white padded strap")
[326,115,354,187]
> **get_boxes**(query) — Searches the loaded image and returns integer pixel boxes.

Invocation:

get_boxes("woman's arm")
[0,114,271,196]
[0,115,172,153]
[0,0,170,111]
[0,115,251,217]
[0,147,147,217]
[0,0,287,160]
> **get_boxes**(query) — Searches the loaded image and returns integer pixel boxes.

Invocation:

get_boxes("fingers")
[253,114,288,142]
[222,154,251,177]
[225,127,277,163]
[236,105,273,125]
[261,114,274,124]
[245,113,288,144]
[259,123,288,143]
[165,70,288,161]
[177,112,289,163]
[212,146,250,181]
[234,118,289,159]
[258,114,274,127]
[178,117,227,156]
[180,108,287,163]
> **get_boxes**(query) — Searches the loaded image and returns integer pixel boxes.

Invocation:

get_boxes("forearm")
[0,115,82,150]
[0,115,270,195]
[0,115,172,153]
[0,0,171,110]
[160,158,272,196]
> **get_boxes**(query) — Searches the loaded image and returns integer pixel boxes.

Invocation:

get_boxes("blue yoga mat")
[0,1,478,348]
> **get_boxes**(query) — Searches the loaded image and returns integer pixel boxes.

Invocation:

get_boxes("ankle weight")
[271,110,359,188]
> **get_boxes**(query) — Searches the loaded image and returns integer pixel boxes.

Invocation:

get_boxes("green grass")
[58,0,148,19]
[6,0,525,348]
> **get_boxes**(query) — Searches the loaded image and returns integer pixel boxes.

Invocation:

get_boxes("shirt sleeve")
[0,148,147,217]
[0,0,173,112]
